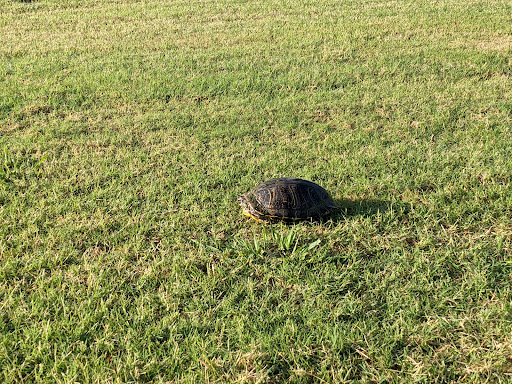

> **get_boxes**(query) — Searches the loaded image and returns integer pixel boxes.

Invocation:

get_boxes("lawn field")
[1,0,512,382]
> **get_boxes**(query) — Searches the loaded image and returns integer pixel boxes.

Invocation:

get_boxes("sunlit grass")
[1,0,512,382]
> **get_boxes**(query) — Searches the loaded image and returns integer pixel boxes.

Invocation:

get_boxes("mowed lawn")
[1,0,512,382]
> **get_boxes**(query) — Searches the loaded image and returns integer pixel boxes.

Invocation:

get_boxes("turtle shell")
[239,178,335,222]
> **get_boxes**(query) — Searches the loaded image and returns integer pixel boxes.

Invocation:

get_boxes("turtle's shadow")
[329,198,409,222]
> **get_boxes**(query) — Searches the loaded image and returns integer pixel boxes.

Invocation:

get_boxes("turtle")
[238,178,336,223]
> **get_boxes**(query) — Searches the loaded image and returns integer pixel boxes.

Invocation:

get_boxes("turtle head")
[238,194,264,222]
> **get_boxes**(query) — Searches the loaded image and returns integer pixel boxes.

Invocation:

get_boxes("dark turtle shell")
[238,178,336,222]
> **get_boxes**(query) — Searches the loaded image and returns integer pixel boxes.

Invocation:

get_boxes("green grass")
[1,0,512,382]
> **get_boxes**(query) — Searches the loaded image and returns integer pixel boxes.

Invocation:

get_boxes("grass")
[1,0,512,382]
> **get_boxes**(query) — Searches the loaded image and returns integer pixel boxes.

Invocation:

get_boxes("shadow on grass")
[236,198,409,225]
[330,198,410,222]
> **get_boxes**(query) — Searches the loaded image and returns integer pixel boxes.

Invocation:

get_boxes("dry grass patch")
[450,35,512,51]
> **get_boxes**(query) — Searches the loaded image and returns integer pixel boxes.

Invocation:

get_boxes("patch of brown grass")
[450,35,512,51]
